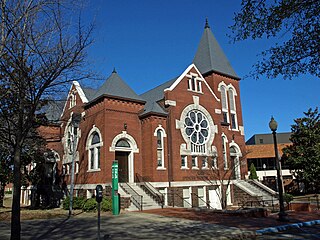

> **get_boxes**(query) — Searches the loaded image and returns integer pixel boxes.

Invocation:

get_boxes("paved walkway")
[1,208,320,239]
[0,211,255,240]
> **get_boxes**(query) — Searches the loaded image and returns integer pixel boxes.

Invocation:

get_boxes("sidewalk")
[0,211,256,239]
[143,208,320,231]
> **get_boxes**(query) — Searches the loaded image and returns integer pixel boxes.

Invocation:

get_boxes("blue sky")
[83,0,320,140]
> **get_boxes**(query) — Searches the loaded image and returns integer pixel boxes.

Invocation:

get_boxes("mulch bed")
[142,208,320,230]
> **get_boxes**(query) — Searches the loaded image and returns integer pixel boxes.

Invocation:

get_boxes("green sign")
[112,160,119,215]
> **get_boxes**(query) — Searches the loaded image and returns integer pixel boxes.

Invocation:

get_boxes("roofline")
[202,69,241,80]
[85,94,146,108]
[139,111,168,119]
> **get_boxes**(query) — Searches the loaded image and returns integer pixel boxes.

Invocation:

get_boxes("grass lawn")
[0,194,82,221]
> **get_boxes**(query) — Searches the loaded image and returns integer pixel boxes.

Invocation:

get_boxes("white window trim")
[191,156,199,169]
[187,73,203,93]
[202,156,209,169]
[155,126,166,170]
[86,125,103,172]
[181,155,189,169]
[222,134,228,170]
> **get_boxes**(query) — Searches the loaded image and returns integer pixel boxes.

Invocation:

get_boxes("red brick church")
[31,20,249,210]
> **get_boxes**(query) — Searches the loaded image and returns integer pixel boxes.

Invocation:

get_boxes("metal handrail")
[135,174,164,208]
[191,192,210,209]
[120,183,143,211]
[240,198,278,211]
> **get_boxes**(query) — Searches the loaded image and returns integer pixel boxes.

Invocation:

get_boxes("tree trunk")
[0,183,5,207]
[11,147,21,240]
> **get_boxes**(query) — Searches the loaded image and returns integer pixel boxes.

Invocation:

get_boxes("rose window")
[184,110,210,145]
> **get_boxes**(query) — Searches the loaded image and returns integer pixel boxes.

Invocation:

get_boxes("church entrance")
[115,151,129,183]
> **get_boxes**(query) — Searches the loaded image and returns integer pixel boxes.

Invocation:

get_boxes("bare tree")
[197,155,247,210]
[0,0,93,239]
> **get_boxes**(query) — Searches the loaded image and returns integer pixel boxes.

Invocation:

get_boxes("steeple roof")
[91,70,145,103]
[193,19,240,80]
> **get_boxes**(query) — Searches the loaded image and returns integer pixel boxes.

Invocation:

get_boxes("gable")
[164,63,220,102]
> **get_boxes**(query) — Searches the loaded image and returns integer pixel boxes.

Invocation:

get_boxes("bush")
[283,193,293,204]
[83,198,97,212]
[101,197,112,212]
[62,196,85,210]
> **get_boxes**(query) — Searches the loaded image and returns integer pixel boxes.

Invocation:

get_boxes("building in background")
[246,133,293,191]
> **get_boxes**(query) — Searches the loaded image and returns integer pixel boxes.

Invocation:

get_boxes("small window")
[231,113,237,129]
[188,76,202,93]
[222,136,228,169]
[192,156,198,168]
[181,156,188,168]
[211,156,217,169]
[202,157,208,169]
[259,139,264,144]
[156,130,165,168]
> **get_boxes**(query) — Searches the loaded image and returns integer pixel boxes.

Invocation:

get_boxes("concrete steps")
[235,180,276,201]
[120,183,162,211]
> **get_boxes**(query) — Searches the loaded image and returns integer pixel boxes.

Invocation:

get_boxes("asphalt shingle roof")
[92,70,145,103]
[140,77,177,116]
[82,87,96,102]
[193,20,239,79]
[43,100,65,122]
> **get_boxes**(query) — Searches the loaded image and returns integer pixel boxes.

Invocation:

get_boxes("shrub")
[83,198,97,212]
[249,163,258,180]
[283,193,293,204]
[62,196,85,210]
[101,197,112,212]
[62,196,70,210]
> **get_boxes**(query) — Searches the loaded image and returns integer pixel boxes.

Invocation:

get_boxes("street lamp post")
[269,117,287,221]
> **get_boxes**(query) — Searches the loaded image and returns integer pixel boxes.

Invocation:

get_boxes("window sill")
[187,89,203,94]
[201,167,209,170]
[87,168,101,173]
[156,167,166,170]
[192,167,199,170]
[181,167,189,170]
[221,122,230,126]
[224,168,229,170]
[231,128,239,131]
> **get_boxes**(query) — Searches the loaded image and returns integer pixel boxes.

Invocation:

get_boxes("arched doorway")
[110,131,139,183]
[115,139,131,183]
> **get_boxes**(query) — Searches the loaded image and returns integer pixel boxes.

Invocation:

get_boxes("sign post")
[112,160,119,215]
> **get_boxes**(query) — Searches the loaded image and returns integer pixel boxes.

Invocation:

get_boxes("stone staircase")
[120,183,162,211]
[235,179,277,202]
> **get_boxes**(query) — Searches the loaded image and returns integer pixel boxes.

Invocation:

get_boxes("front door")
[116,151,129,182]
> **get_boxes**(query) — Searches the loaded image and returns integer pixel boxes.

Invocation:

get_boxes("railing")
[191,192,211,209]
[120,183,143,211]
[292,194,320,210]
[240,198,279,212]
[135,174,164,208]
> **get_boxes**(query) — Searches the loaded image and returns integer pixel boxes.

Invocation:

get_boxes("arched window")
[228,88,238,130]
[220,85,229,124]
[156,130,164,168]
[88,131,102,170]
[222,135,228,169]
[116,139,130,148]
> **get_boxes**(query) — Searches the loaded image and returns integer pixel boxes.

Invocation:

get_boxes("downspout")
[166,105,174,207]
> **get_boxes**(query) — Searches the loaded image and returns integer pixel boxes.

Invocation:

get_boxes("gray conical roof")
[92,69,145,103]
[193,20,239,79]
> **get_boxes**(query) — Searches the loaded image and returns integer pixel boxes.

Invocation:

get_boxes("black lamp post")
[269,117,287,221]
